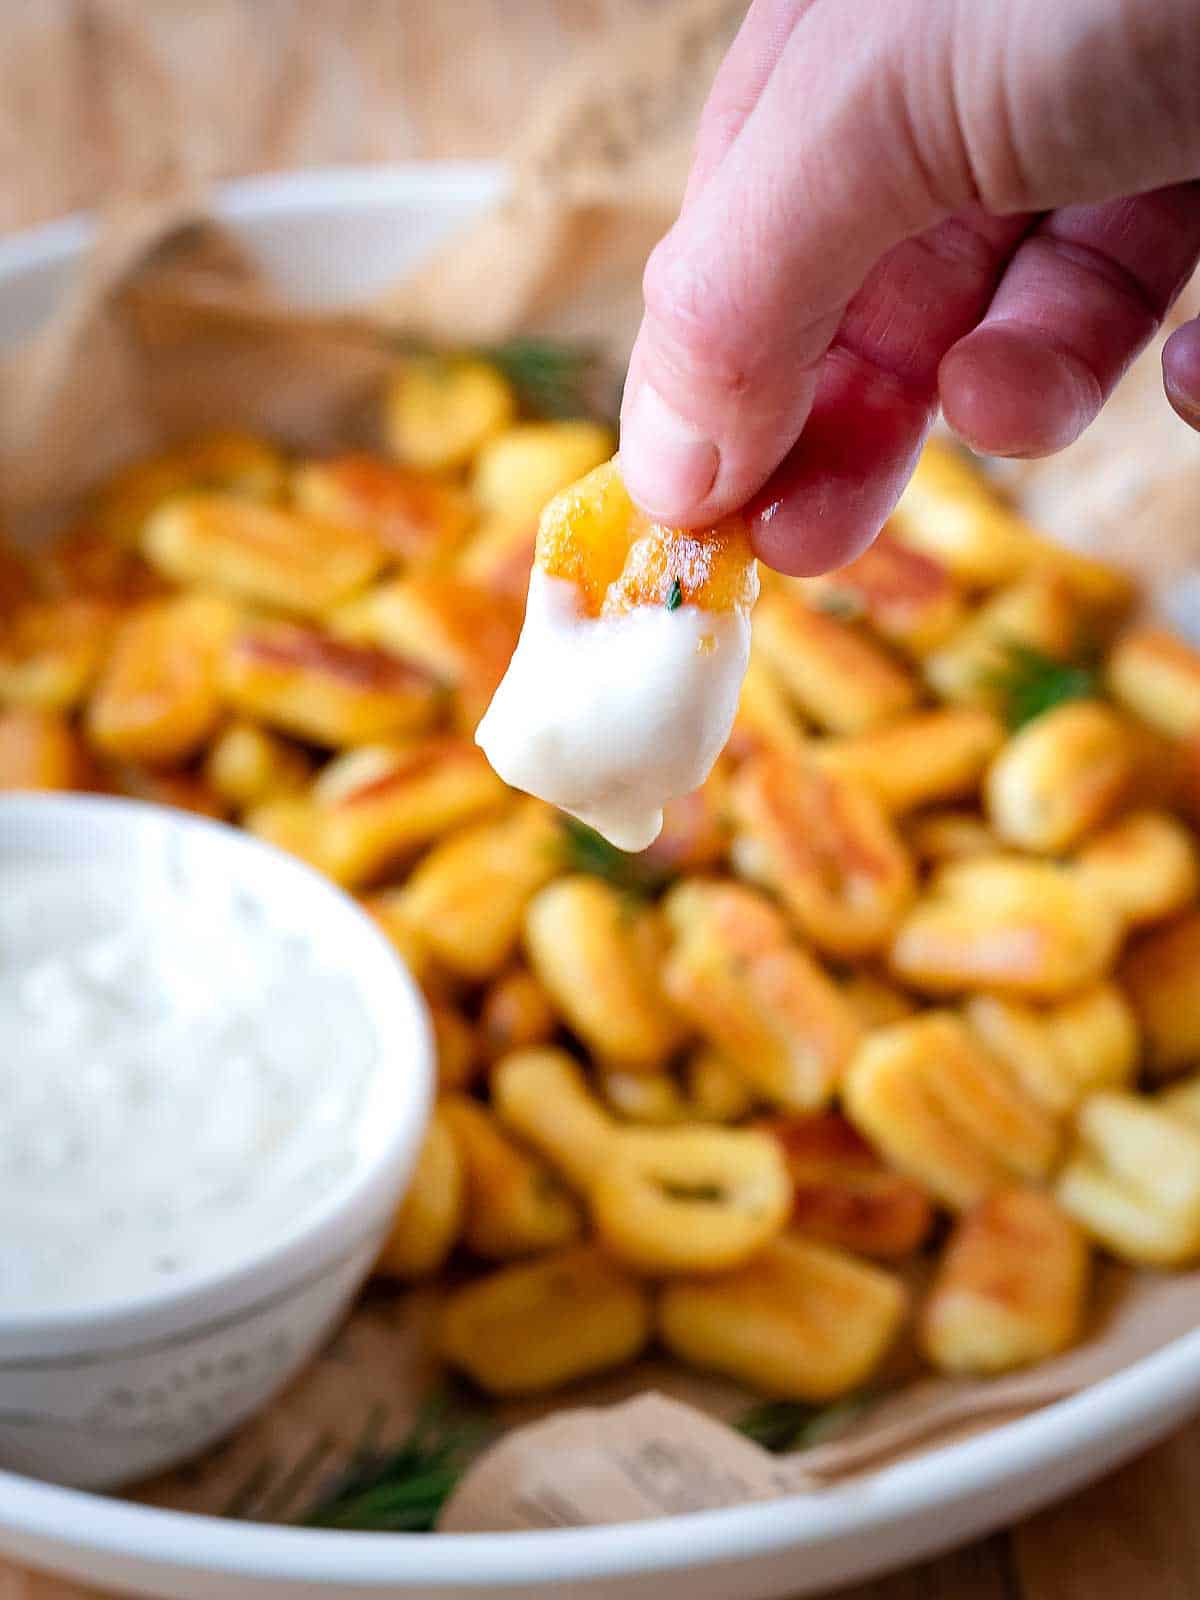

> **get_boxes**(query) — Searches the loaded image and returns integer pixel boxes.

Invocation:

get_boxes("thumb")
[619,0,952,525]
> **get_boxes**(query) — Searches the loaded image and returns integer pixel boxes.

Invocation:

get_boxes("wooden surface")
[1,4,1198,1597]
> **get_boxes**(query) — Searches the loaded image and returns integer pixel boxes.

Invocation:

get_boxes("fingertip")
[939,323,1101,458]
[1163,319,1200,429]
[747,348,932,576]
[618,376,720,524]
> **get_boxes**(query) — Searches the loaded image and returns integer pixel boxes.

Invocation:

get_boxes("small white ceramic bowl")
[0,793,433,1491]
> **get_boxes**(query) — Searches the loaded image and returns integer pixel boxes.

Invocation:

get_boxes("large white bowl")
[0,794,433,1491]
[1,163,1199,1600]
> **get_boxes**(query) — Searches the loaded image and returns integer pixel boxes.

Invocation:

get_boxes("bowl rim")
[0,1321,1198,1586]
[0,792,433,1350]
[1,160,1199,1592]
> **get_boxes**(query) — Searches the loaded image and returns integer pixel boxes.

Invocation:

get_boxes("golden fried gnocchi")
[1120,910,1200,1077]
[890,857,1123,999]
[479,459,758,851]
[662,880,861,1110]
[730,751,914,958]
[331,573,522,732]
[440,1244,652,1397]
[985,700,1135,853]
[478,968,559,1060]
[964,984,1138,1116]
[844,1013,1059,1210]
[815,708,1004,816]
[93,431,285,544]
[429,1001,483,1092]
[752,590,918,733]
[491,1048,616,1192]
[728,649,808,762]
[890,438,1038,587]
[439,1094,581,1260]
[759,1111,934,1259]
[313,736,507,887]
[1108,626,1200,738]
[384,354,516,473]
[923,575,1084,709]
[395,801,560,980]
[658,1236,907,1401]
[203,720,310,813]
[891,440,1136,625]
[590,1124,792,1275]
[86,593,235,765]
[375,1108,465,1280]
[0,598,114,710]
[1074,810,1200,929]
[525,876,685,1071]
[293,453,472,568]
[471,421,614,523]
[222,620,442,749]
[905,809,1000,867]
[144,494,383,616]
[796,530,965,657]
[1057,1090,1200,1266]
[921,1189,1090,1374]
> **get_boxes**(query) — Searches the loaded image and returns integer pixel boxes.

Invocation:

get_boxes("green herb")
[813,589,861,621]
[736,1391,878,1454]
[666,578,683,612]
[557,815,670,897]
[660,1180,724,1203]
[481,337,608,421]
[300,1394,492,1532]
[987,642,1099,730]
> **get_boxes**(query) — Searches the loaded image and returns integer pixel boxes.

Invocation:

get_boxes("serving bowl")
[0,162,1198,1600]
[0,792,433,1491]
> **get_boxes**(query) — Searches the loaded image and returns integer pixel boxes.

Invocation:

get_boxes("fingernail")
[620,382,718,519]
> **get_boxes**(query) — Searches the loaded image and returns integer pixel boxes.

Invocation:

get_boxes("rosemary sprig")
[557,815,669,897]
[300,1394,492,1532]
[987,641,1100,730]
[736,1391,878,1454]
[481,336,609,421]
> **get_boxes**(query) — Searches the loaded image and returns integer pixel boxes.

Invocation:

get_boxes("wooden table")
[1,4,1198,1597]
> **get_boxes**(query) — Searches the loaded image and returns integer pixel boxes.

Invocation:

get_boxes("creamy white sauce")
[477,570,752,851]
[0,859,377,1315]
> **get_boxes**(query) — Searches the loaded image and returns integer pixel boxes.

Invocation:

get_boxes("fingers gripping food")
[477,460,758,850]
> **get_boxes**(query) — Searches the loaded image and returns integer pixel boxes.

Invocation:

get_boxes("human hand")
[618,0,1200,574]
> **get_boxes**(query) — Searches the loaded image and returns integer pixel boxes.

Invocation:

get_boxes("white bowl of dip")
[0,792,433,1491]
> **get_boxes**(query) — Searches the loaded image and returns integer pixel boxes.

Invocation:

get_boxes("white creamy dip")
[0,858,377,1315]
[477,569,752,851]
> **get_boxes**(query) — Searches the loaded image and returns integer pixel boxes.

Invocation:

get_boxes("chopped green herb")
[387,335,613,422]
[813,589,861,621]
[300,1394,492,1533]
[660,1180,724,1203]
[557,815,670,897]
[987,641,1099,730]
[482,337,609,421]
[736,1391,878,1454]
[666,578,683,612]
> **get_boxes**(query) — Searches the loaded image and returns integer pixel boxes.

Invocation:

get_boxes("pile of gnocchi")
[4,350,1200,1411]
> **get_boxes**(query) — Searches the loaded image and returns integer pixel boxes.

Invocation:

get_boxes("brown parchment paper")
[1,0,1199,1540]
